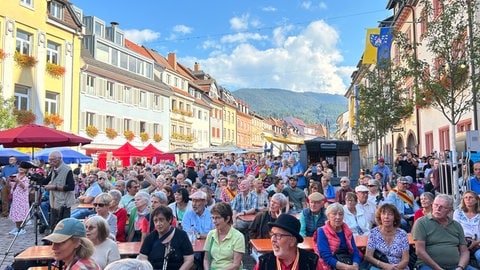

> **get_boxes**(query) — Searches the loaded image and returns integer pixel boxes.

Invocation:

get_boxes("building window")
[457,119,472,132]
[20,0,32,7]
[106,115,114,129]
[106,81,114,99]
[153,94,160,109]
[45,91,59,114]
[139,91,147,107]
[140,121,146,133]
[94,21,104,37]
[425,132,434,155]
[16,30,32,55]
[115,31,123,46]
[124,119,131,131]
[153,124,159,134]
[86,75,95,95]
[86,112,95,126]
[123,86,131,104]
[171,100,177,110]
[49,1,63,19]
[47,41,61,64]
[171,125,176,134]
[14,85,30,110]
[439,126,450,152]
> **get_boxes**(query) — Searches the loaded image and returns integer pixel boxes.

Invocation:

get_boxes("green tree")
[354,60,413,157]
[0,86,17,129]
[398,0,480,200]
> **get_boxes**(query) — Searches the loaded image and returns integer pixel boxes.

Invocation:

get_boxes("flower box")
[105,128,118,140]
[44,113,64,127]
[46,62,66,78]
[0,49,6,61]
[140,132,149,142]
[153,133,163,143]
[14,51,37,67]
[124,130,135,141]
[86,125,99,138]
[13,109,36,125]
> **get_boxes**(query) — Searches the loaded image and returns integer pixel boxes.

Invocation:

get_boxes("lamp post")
[467,0,479,130]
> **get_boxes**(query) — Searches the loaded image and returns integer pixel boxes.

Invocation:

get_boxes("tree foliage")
[354,60,414,145]
[0,85,17,130]
[398,0,480,125]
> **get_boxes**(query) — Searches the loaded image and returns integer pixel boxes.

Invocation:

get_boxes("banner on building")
[362,27,393,65]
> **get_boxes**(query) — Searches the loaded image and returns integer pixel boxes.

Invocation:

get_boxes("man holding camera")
[44,151,75,229]
[0,156,18,217]
[395,151,418,183]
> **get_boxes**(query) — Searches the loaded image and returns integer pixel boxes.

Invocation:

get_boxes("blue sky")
[71,1,392,95]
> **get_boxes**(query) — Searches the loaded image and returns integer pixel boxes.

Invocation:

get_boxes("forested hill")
[232,88,348,124]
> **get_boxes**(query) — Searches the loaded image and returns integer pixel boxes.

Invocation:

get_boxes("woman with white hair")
[105,258,153,270]
[335,176,354,205]
[127,191,151,242]
[85,215,120,269]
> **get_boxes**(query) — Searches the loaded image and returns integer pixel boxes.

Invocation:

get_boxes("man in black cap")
[254,213,320,270]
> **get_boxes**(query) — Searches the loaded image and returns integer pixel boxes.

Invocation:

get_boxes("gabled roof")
[49,0,83,31]
[125,39,152,59]
[171,86,194,99]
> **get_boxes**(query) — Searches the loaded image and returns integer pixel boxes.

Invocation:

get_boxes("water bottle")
[189,225,196,244]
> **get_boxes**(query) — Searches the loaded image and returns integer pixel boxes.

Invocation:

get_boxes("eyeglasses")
[99,177,106,180]
[181,185,190,188]
[368,185,376,187]
[270,232,293,240]
[93,203,106,207]
[340,181,348,183]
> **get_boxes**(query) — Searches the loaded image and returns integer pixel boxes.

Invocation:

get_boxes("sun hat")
[189,190,207,200]
[42,218,86,243]
[355,185,369,193]
[308,192,325,202]
[268,214,303,243]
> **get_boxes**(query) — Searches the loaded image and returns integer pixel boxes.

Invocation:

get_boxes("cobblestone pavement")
[0,215,48,270]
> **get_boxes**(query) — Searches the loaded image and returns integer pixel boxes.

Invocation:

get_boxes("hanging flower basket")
[0,49,6,61]
[43,113,64,127]
[124,130,135,141]
[14,51,37,67]
[105,127,118,140]
[140,132,149,142]
[46,62,66,78]
[153,133,163,143]
[13,109,36,125]
[86,125,99,138]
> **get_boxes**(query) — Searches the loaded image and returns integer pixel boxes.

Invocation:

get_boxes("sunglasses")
[181,185,190,188]
[93,203,106,207]
[368,185,376,187]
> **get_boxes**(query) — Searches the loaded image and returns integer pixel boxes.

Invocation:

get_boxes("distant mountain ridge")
[232,88,348,125]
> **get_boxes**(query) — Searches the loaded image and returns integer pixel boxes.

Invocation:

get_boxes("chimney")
[167,53,177,70]
[194,62,200,72]
[111,21,119,27]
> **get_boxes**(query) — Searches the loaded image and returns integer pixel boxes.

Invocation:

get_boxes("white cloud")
[301,1,312,10]
[172,24,193,34]
[124,29,160,45]
[182,20,354,95]
[261,6,277,12]
[230,14,250,31]
[220,32,267,44]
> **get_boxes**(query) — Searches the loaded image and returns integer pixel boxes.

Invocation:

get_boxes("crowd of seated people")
[17,153,480,270]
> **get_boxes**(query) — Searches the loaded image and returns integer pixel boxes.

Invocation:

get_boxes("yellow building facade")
[0,0,82,132]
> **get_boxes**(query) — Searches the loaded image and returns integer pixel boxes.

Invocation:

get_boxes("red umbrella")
[0,124,91,148]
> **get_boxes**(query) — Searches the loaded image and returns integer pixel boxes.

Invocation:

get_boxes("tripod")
[0,184,50,267]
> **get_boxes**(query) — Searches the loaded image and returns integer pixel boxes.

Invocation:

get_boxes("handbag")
[333,249,353,265]
[373,249,389,263]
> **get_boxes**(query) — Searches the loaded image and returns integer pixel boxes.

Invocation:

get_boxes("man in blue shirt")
[289,156,306,190]
[71,173,102,219]
[372,157,392,190]
[470,162,480,194]
[181,190,213,239]
[1,156,18,216]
